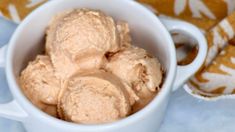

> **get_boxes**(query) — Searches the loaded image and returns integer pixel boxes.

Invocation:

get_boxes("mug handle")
[160,18,207,91]
[0,45,27,121]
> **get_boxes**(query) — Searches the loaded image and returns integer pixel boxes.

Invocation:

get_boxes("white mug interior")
[6,0,177,131]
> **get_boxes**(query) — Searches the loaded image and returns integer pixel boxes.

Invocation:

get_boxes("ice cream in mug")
[19,9,164,124]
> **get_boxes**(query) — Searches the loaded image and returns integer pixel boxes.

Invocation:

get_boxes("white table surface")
[1,17,235,132]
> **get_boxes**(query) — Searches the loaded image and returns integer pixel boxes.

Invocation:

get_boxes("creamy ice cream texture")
[57,71,132,124]
[19,55,59,117]
[19,9,163,124]
[46,9,120,79]
[106,46,162,112]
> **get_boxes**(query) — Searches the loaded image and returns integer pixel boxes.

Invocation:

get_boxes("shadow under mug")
[0,0,207,132]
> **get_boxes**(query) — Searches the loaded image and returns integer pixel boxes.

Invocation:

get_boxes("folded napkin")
[1,0,235,100]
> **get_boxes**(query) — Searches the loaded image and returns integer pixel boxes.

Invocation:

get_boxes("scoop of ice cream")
[57,71,132,124]
[46,8,120,56]
[106,46,163,109]
[19,55,60,116]
[46,9,120,78]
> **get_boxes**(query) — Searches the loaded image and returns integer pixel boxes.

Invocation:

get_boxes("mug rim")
[6,0,177,130]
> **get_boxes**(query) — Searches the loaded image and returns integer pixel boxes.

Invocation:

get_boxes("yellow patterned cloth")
[140,0,235,100]
[1,0,235,100]
[0,0,45,23]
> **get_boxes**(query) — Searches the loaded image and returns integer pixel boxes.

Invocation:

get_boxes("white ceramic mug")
[0,0,207,132]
